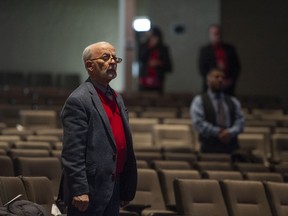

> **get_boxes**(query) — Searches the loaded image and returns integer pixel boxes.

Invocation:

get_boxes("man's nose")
[110,57,116,64]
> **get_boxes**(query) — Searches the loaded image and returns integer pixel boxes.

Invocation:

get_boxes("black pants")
[103,180,120,216]
[67,181,120,216]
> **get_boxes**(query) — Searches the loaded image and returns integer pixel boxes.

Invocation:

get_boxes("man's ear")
[85,61,94,73]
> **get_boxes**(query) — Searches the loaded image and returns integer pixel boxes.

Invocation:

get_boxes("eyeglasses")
[90,54,122,63]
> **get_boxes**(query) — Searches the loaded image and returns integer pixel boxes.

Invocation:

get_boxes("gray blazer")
[60,78,137,214]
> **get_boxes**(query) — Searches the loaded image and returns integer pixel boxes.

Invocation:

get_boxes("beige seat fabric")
[21,176,55,216]
[272,134,288,162]
[238,133,266,161]
[0,149,6,156]
[13,141,51,150]
[19,110,57,128]
[129,118,159,148]
[244,172,284,182]
[158,170,200,207]
[202,171,243,180]
[150,160,191,170]
[135,152,162,163]
[129,169,175,216]
[153,124,193,148]
[174,179,229,216]
[0,135,21,146]
[8,149,50,158]
[0,141,10,150]
[163,153,197,167]
[0,177,28,205]
[221,180,272,216]
[197,153,231,162]
[0,156,14,176]
[264,181,288,216]
[136,160,149,169]
[234,163,270,173]
[26,135,59,144]
[1,128,34,140]
[195,162,233,171]
[14,157,61,197]
[35,128,63,140]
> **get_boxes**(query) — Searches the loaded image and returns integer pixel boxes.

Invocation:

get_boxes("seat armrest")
[165,204,178,212]
[123,204,151,215]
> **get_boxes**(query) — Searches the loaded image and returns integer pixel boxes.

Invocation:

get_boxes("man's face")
[209,26,222,45]
[86,43,118,85]
[207,70,225,92]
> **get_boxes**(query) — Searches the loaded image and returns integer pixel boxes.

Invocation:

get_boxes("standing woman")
[138,26,172,93]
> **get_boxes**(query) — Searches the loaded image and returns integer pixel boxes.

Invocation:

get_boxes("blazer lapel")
[114,92,131,139]
[85,80,116,151]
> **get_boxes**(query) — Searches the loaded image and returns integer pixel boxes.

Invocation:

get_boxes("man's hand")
[120,201,130,208]
[218,129,231,144]
[148,59,162,67]
[72,194,89,212]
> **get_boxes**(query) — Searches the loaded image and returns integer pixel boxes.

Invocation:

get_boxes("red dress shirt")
[96,89,127,174]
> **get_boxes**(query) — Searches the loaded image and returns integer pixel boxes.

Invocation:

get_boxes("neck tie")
[217,97,227,128]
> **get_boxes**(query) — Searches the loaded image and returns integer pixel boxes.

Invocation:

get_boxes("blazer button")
[113,154,116,161]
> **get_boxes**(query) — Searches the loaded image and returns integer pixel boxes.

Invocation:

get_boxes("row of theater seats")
[1,152,288,216]
[125,162,288,216]
[137,159,288,180]
[129,117,288,162]
[0,156,61,197]
[0,72,80,89]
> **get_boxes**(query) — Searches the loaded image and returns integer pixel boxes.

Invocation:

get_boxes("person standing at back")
[59,41,137,216]
[198,24,241,95]
[138,26,172,93]
[190,68,244,153]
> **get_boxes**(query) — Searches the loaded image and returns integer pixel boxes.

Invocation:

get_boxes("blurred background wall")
[221,0,288,99]
[0,0,120,88]
[0,0,287,99]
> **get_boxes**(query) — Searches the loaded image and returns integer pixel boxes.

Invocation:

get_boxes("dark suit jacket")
[60,78,137,214]
[199,43,240,80]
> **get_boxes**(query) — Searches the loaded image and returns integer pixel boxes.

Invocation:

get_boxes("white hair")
[82,46,92,63]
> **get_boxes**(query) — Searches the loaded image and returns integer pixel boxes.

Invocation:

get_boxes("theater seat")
[234,163,270,173]
[0,177,28,205]
[195,161,233,172]
[202,171,243,180]
[158,169,200,209]
[264,181,288,216]
[8,149,51,158]
[244,172,284,182]
[14,157,61,197]
[21,176,55,216]
[221,180,272,216]
[0,156,14,176]
[150,160,191,170]
[136,160,149,169]
[174,179,228,216]
[125,169,176,215]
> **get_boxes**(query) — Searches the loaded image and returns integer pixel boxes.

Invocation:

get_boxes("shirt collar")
[207,89,224,100]
[91,79,109,93]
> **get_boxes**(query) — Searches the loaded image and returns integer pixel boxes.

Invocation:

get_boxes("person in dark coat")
[199,24,241,95]
[59,42,137,216]
[138,26,172,93]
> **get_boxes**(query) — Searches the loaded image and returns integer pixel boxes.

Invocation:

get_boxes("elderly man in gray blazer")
[59,42,137,216]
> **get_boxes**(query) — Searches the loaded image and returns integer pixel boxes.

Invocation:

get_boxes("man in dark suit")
[199,24,241,95]
[60,42,137,216]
